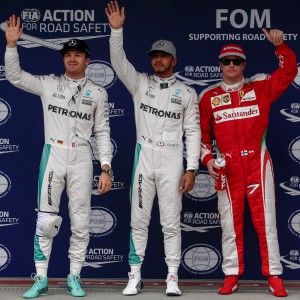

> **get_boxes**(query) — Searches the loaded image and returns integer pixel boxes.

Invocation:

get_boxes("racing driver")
[5,15,113,298]
[199,28,297,297]
[105,1,200,296]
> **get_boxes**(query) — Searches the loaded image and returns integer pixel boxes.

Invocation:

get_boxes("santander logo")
[214,105,260,124]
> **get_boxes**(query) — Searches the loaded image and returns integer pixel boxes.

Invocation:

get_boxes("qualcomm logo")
[288,210,300,238]
[0,138,20,155]
[0,99,12,126]
[0,171,11,199]
[181,211,221,233]
[89,206,117,238]
[0,244,12,271]
[86,60,117,89]
[91,136,117,164]
[185,171,217,202]
[280,176,300,196]
[288,136,300,164]
[281,250,300,270]
[83,247,123,268]
[280,103,300,122]
[182,244,221,275]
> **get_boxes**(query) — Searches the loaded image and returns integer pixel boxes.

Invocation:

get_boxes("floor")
[0,278,299,299]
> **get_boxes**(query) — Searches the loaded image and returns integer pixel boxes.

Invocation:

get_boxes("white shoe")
[122,272,143,296]
[166,274,181,296]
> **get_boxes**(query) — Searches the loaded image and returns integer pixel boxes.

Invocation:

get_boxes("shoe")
[218,275,238,295]
[268,276,288,297]
[67,274,86,297]
[122,272,143,295]
[23,274,48,298]
[166,274,181,296]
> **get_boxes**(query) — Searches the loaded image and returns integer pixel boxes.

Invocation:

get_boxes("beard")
[153,63,173,76]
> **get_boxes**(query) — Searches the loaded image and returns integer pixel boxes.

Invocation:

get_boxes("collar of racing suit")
[64,75,87,106]
[153,75,176,89]
[221,77,245,92]
[65,74,87,89]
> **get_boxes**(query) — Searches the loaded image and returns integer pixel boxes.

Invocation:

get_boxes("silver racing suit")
[5,46,112,270]
[109,27,200,269]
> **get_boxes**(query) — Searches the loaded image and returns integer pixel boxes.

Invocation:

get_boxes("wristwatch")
[187,169,199,176]
[102,169,114,178]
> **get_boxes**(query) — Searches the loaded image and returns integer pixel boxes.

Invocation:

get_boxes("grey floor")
[0,278,299,300]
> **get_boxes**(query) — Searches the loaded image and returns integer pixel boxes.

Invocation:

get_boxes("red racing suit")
[199,42,297,276]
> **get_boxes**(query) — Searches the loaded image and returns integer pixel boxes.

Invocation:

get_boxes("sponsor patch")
[214,105,260,124]
[211,96,221,107]
[171,98,182,105]
[211,93,231,108]
[221,93,231,105]
[240,90,256,102]
[82,99,93,106]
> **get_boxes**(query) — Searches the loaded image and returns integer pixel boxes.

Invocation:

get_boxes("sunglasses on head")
[219,58,245,66]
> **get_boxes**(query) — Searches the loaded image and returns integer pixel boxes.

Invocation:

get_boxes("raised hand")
[105,1,125,29]
[6,15,23,48]
[262,28,283,46]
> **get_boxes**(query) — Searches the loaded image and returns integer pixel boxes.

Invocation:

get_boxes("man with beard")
[105,1,200,296]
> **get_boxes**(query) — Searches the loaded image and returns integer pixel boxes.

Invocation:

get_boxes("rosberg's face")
[63,50,90,79]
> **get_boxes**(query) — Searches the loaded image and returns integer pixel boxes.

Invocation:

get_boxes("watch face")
[102,169,112,175]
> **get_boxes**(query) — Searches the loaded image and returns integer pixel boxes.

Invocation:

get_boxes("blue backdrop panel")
[0,0,299,280]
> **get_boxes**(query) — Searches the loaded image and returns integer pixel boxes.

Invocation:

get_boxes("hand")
[206,159,219,180]
[6,15,23,48]
[179,171,196,194]
[98,172,112,195]
[105,1,125,29]
[262,28,283,46]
